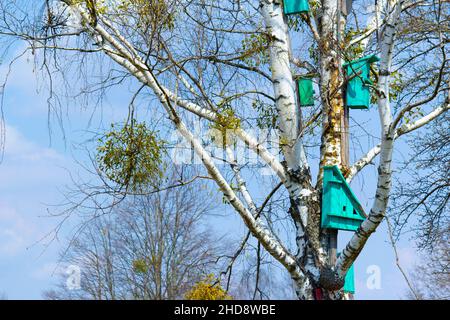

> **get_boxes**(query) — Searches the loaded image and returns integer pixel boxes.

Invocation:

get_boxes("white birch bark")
[226,147,259,216]
[337,1,404,276]
[259,0,307,173]
[260,0,323,297]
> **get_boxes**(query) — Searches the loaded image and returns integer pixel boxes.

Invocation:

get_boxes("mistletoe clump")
[68,0,175,30]
[96,120,165,190]
[185,275,231,300]
[342,27,366,61]
[209,108,241,148]
[132,258,149,274]
[240,33,271,67]
[117,0,175,30]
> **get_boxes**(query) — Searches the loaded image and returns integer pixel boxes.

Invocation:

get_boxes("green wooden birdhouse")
[337,253,355,294]
[283,0,310,15]
[344,263,355,294]
[297,77,314,106]
[343,55,380,109]
[321,166,366,231]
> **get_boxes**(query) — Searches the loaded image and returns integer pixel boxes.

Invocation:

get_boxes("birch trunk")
[337,1,404,278]
[314,0,350,298]
[260,0,324,299]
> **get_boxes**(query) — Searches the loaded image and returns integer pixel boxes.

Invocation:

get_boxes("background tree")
[390,110,449,300]
[44,169,225,300]
[391,113,449,250]
[405,226,450,300]
[0,0,448,300]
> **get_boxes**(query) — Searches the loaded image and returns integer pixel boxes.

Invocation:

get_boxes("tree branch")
[347,100,449,182]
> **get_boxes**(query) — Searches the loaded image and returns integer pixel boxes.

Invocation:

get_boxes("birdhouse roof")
[343,54,380,67]
[323,165,368,219]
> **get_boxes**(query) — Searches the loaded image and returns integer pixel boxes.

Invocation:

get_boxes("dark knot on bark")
[286,167,312,184]
[318,266,345,291]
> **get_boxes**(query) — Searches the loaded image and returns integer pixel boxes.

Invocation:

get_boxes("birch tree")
[0,0,448,300]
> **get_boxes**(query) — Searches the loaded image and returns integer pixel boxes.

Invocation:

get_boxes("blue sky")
[0,46,423,300]
[0,48,133,299]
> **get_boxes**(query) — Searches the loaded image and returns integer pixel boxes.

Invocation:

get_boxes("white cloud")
[0,203,36,255]
[3,124,62,162]
[0,123,71,193]
[0,123,71,258]
[31,262,62,280]
[397,246,419,270]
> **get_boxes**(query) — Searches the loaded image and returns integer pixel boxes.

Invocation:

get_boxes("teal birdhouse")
[344,263,355,294]
[321,166,366,231]
[283,0,310,15]
[343,55,380,109]
[297,77,314,106]
[337,253,355,294]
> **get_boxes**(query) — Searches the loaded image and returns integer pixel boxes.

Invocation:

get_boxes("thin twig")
[385,216,420,300]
